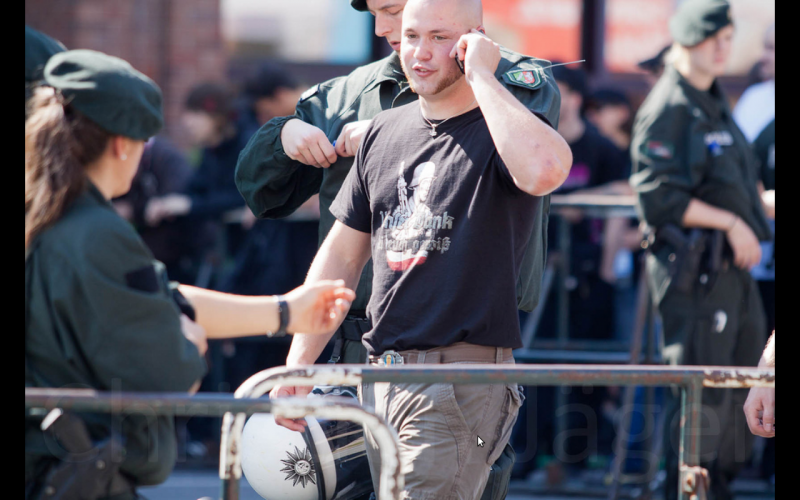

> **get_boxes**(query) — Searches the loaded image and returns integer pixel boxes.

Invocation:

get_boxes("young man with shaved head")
[236,0,566,496]
[264,0,571,497]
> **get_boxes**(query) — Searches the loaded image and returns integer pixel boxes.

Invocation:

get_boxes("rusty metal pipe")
[224,364,773,390]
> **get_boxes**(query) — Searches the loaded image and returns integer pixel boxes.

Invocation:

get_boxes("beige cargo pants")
[358,343,524,500]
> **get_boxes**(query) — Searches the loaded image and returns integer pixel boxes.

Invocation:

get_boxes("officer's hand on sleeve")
[270,385,313,432]
[744,385,775,438]
[334,120,372,158]
[283,280,356,335]
[450,29,501,82]
[280,119,338,168]
[180,314,208,357]
[725,218,762,270]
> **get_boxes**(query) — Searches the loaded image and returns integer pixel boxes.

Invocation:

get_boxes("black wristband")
[268,296,289,338]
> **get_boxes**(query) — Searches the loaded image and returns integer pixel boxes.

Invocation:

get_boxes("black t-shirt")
[549,122,628,273]
[330,103,542,356]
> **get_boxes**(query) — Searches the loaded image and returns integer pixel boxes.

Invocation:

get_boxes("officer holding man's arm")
[629,1,772,498]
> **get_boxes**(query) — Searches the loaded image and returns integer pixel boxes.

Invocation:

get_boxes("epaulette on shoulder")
[498,47,551,91]
[298,56,393,104]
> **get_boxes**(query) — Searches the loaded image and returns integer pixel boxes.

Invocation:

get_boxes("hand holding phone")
[454,28,484,74]
[452,29,499,81]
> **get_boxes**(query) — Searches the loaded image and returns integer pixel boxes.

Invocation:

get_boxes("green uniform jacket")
[25,183,208,486]
[753,118,775,191]
[236,50,561,312]
[630,65,771,303]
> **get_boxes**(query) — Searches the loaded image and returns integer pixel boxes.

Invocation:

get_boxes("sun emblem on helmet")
[280,446,316,487]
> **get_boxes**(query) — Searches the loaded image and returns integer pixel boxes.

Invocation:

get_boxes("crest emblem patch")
[502,68,545,90]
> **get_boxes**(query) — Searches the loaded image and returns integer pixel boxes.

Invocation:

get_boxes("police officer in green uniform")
[629,1,772,498]
[235,1,560,496]
[25,50,356,499]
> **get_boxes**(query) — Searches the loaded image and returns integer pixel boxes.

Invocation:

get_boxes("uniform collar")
[375,52,406,86]
[85,179,116,211]
[668,65,728,121]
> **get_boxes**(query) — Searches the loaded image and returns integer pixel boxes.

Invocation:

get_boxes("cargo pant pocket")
[486,384,524,466]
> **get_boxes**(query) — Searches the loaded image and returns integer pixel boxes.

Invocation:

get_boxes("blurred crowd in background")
[25,0,775,488]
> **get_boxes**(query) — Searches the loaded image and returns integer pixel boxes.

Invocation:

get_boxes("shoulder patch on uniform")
[298,84,320,103]
[644,140,674,160]
[502,68,545,90]
[125,265,160,293]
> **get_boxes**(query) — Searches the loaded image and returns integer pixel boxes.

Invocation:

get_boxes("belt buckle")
[379,350,404,366]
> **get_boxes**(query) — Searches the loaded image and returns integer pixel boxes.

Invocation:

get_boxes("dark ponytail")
[25,87,112,250]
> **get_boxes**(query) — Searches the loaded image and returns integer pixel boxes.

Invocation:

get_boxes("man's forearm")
[286,227,370,366]
[469,70,572,196]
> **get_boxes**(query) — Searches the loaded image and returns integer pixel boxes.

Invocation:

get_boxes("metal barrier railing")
[25,364,774,500]
[217,364,774,500]
[24,387,401,500]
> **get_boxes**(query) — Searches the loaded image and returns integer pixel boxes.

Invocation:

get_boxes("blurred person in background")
[637,45,671,89]
[144,82,257,459]
[244,62,307,127]
[25,49,355,499]
[584,86,644,339]
[145,83,252,266]
[218,63,322,392]
[112,136,200,284]
[733,23,775,142]
[236,0,564,496]
[531,64,630,472]
[629,1,774,497]
[584,88,634,155]
[549,64,630,318]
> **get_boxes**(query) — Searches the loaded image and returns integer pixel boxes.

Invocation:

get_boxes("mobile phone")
[455,55,464,74]
[455,29,485,74]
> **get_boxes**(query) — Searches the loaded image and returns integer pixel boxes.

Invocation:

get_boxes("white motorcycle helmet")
[241,386,373,500]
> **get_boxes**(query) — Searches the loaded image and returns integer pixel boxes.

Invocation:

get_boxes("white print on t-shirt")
[376,161,455,271]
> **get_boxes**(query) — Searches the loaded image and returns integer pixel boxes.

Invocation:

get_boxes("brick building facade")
[25,0,227,149]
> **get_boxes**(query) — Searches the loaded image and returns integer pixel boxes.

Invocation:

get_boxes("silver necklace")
[420,99,477,137]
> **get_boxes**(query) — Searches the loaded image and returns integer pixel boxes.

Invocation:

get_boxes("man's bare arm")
[271,220,371,431]
[470,71,571,196]
[456,31,572,196]
[285,221,372,366]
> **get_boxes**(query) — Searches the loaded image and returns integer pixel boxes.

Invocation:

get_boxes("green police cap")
[669,0,733,47]
[351,0,368,12]
[43,50,163,140]
[25,26,66,83]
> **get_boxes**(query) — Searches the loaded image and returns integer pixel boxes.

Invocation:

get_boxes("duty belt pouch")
[654,225,707,295]
[700,230,726,292]
[33,410,132,500]
[328,316,370,364]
